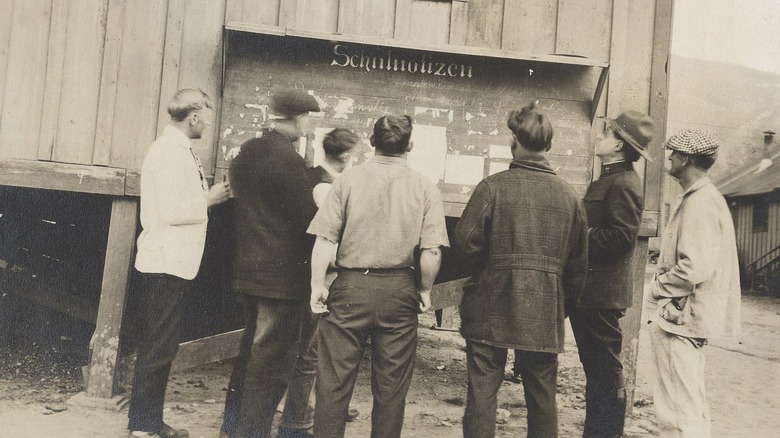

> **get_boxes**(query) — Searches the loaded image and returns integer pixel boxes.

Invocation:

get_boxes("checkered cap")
[665,129,719,155]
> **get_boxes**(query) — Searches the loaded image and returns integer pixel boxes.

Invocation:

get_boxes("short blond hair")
[168,89,213,122]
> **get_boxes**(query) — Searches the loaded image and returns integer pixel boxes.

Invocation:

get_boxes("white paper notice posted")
[445,154,485,185]
[408,125,447,183]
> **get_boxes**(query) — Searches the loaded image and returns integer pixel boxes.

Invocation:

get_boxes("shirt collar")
[600,160,633,177]
[509,154,555,174]
[680,176,712,198]
[371,155,408,166]
[163,125,193,149]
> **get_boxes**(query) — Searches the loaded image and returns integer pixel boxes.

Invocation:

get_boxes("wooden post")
[86,197,138,398]
[621,238,650,417]
[622,0,673,420]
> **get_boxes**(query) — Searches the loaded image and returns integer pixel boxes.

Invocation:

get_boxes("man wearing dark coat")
[218,89,320,438]
[454,102,589,438]
[569,110,655,437]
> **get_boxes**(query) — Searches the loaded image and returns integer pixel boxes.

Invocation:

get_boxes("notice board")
[218,31,599,216]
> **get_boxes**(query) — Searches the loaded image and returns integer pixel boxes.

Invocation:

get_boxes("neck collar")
[600,160,633,177]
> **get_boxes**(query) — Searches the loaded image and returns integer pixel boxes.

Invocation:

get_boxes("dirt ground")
[1,272,779,438]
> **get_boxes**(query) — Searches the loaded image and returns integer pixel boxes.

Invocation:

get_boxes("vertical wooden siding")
[52,0,110,164]
[501,0,558,54]
[0,0,226,174]
[224,0,619,62]
[0,0,663,180]
[0,0,52,160]
[733,202,780,268]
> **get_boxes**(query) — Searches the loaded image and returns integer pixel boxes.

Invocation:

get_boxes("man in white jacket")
[647,129,741,438]
[128,89,230,438]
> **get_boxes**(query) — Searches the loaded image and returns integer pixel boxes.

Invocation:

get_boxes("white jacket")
[648,177,741,339]
[135,126,209,280]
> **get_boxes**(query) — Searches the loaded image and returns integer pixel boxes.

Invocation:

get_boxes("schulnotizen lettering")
[330,44,473,79]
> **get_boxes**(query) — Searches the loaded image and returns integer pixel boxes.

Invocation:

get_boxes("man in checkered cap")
[645,129,741,437]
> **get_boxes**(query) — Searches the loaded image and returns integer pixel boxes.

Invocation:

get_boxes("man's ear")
[406,140,414,153]
[614,140,625,152]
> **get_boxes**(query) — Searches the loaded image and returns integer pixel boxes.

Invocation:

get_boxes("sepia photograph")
[0,1,778,437]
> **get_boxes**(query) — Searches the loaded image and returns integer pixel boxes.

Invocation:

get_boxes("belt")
[338,267,413,275]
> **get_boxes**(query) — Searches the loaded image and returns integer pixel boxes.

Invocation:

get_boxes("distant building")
[717,132,780,291]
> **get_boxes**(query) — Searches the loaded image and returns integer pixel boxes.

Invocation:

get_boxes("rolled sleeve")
[306,178,344,244]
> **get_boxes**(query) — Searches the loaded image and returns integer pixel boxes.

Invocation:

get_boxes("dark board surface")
[219,31,597,213]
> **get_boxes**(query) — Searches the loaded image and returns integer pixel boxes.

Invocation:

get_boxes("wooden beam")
[1,270,98,324]
[0,159,126,195]
[638,209,660,238]
[591,66,610,122]
[90,329,245,388]
[224,22,609,68]
[171,329,244,372]
[430,277,469,310]
[622,238,650,419]
[125,170,141,196]
[646,0,674,214]
[86,198,138,398]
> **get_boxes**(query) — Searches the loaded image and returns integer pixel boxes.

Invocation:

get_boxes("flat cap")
[271,89,320,117]
[665,129,719,156]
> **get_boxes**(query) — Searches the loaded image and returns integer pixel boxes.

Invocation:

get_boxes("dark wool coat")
[454,155,589,353]
[229,130,318,300]
[580,161,643,308]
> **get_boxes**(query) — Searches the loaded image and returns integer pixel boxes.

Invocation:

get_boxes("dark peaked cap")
[272,89,320,117]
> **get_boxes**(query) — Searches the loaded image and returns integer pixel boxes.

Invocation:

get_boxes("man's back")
[456,157,588,352]
[229,130,317,299]
[312,155,447,269]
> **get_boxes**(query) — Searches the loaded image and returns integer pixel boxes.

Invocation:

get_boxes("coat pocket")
[659,296,691,325]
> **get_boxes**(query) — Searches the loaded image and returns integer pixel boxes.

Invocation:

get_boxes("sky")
[672,0,780,74]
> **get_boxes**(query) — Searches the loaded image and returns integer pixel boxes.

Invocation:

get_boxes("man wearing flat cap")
[569,110,655,437]
[646,129,741,437]
[219,89,321,438]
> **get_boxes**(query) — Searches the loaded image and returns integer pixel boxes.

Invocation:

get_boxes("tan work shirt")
[307,155,449,269]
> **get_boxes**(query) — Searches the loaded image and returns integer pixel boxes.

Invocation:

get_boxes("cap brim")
[607,119,654,162]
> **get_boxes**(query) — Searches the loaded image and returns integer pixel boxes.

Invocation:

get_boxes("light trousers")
[649,323,711,438]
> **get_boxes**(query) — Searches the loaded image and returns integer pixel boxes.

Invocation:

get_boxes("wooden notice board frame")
[219,27,609,217]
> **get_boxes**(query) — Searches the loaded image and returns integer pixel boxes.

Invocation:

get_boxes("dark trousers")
[463,341,559,438]
[569,308,627,438]
[128,273,191,433]
[314,270,419,438]
[220,294,307,438]
[281,311,321,429]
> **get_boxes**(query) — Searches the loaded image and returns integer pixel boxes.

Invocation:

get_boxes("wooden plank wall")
[226,0,617,62]
[0,0,226,176]
[732,201,780,268]
[0,0,664,188]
